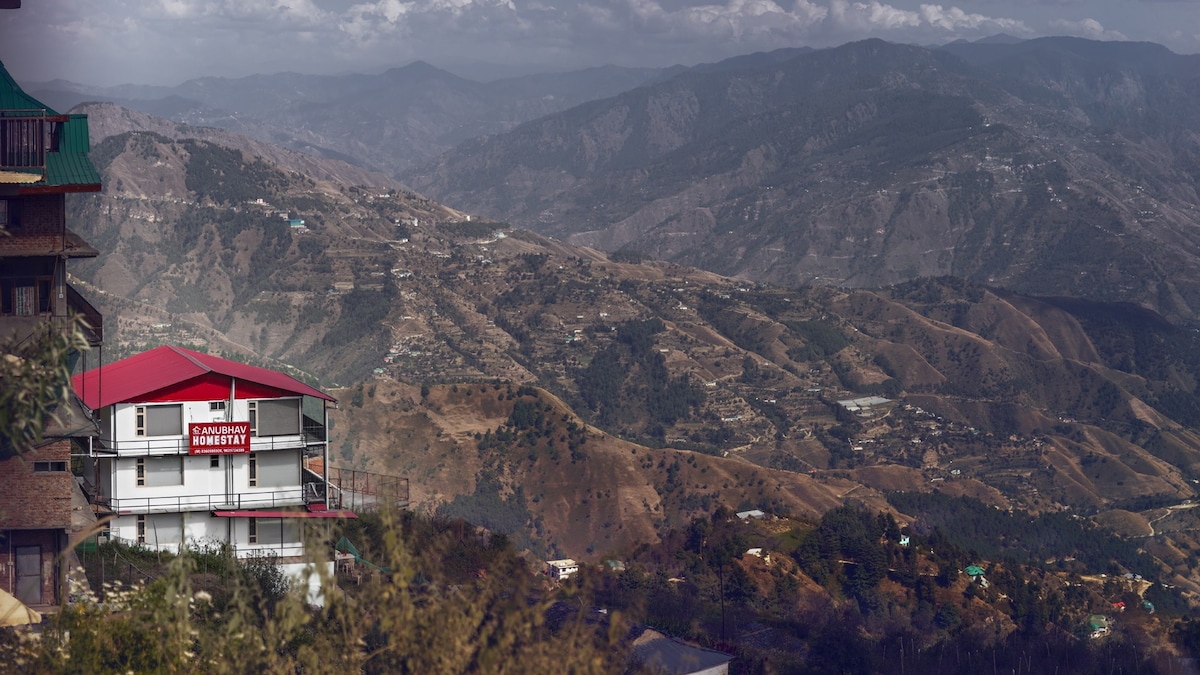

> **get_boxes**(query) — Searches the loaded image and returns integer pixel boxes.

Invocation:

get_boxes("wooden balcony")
[0,110,56,182]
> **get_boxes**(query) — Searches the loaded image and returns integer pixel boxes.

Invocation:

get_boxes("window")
[209,401,227,412]
[0,257,53,316]
[1,278,52,316]
[253,399,300,437]
[0,200,6,229]
[246,518,296,546]
[33,461,67,472]
[135,404,183,437]
[248,401,257,437]
[210,456,220,468]
[138,456,183,487]
[249,450,300,489]
[137,513,182,546]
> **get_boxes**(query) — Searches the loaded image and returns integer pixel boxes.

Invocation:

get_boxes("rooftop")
[1,59,101,192]
[72,345,334,410]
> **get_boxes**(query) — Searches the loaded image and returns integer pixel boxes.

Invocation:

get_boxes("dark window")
[33,461,67,472]
[254,399,300,436]
[138,404,183,436]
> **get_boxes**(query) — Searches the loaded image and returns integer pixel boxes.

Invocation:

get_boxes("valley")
[39,37,1200,667]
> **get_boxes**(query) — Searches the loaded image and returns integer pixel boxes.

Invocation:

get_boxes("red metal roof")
[72,345,334,409]
[212,510,358,519]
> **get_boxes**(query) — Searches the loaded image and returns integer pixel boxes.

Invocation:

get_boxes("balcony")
[0,110,55,182]
[90,487,308,516]
[103,532,307,560]
[324,466,409,511]
[92,433,319,457]
[65,284,102,345]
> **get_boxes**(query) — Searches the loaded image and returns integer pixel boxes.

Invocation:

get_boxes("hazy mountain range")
[32,62,666,174]
[41,36,1200,321]
[65,100,1200,588]
[39,35,1200,662]
[407,37,1200,322]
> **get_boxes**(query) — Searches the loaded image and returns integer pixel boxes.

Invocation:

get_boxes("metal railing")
[65,285,103,345]
[92,433,324,457]
[97,488,307,515]
[102,533,306,560]
[325,466,409,511]
[1,110,48,177]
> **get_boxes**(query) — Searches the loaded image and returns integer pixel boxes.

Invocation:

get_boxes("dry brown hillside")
[331,383,855,559]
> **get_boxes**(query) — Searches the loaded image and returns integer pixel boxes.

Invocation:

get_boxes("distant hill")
[35,62,666,175]
[407,37,1200,323]
[69,103,1200,590]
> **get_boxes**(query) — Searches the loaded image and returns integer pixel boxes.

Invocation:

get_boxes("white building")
[545,559,579,581]
[73,346,351,601]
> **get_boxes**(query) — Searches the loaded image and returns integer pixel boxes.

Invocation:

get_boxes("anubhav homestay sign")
[188,422,251,455]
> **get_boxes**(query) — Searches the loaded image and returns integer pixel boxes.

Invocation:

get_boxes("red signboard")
[188,422,251,455]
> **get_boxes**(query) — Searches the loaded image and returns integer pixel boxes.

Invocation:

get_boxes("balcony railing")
[65,284,103,345]
[1,110,50,179]
[95,487,308,515]
[104,533,306,560]
[93,433,323,457]
[325,466,409,511]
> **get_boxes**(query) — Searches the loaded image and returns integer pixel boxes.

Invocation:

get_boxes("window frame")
[1,275,53,316]
[33,461,67,473]
[134,404,183,437]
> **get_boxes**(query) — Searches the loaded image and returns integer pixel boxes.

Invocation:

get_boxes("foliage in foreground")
[0,513,624,674]
[0,318,91,455]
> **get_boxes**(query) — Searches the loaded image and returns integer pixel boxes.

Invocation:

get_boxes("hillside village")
[6,35,1200,673]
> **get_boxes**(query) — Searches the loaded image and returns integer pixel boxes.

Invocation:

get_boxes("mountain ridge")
[406,37,1200,323]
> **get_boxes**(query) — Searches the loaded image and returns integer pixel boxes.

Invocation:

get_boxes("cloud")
[829,0,920,31]
[919,4,1028,33]
[1049,17,1128,41]
[6,0,1171,87]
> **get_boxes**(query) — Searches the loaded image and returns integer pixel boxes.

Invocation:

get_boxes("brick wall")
[0,439,74,530]
[6,194,64,236]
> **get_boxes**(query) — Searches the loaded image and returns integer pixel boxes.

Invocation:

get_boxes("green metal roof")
[0,59,56,113]
[44,150,101,187]
[1,59,100,190]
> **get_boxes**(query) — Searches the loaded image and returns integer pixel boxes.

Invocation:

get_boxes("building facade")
[72,345,349,599]
[0,57,104,608]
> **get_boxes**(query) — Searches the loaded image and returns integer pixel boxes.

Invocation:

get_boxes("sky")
[1,0,1198,86]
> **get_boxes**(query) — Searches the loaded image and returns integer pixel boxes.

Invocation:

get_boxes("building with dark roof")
[0,56,104,609]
